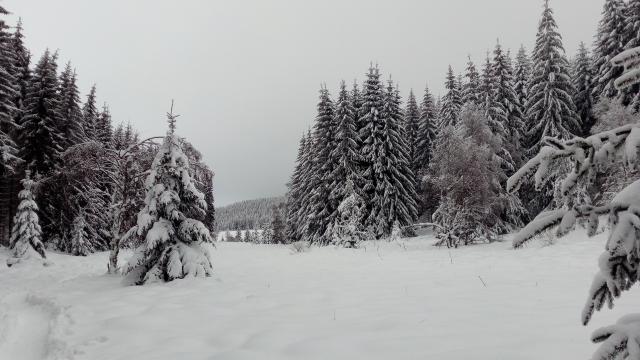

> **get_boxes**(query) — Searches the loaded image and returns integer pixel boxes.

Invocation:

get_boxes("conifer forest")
[4,0,640,359]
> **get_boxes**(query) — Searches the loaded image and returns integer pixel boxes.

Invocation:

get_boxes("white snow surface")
[0,231,636,360]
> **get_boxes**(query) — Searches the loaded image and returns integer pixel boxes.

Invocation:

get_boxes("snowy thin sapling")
[123,104,213,285]
[7,171,46,267]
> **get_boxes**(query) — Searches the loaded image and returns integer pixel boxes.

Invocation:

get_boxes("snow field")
[0,230,636,359]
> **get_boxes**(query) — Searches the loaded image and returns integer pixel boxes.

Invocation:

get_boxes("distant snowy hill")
[215,196,285,231]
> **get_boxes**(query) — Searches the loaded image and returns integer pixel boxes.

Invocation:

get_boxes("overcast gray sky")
[8,0,603,205]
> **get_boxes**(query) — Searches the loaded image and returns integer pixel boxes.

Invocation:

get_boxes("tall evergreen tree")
[404,89,421,177]
[379,82,417,233]
[415,85,437,175]
[622,0,640,108]
[305,86,336,244]
[462,56,481,105]
[285,133,308,242]
[57,63,84,148]
[0,6,19,175]
[513,46,532,117]
[439,66,462,128]
[82,85,98,141]
[572,42,596,135]
[95,103,113,147]
[480,54,494,110]
[19,49,64,176]
[358,65,387,237]
[329,81,360,207]
[525,2,580,153]
[490,41,525,168]
[11,18,30,127]
[592,0,627,101]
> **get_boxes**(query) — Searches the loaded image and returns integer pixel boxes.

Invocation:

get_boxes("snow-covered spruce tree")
[489,41,525,170]
[572,42,596,136]
[202,171,215,233]
[81,85,98,141]
[592,0,627,102]
[285,134,307,242]
[414,85,439,219]
[304,86,336,244]
[358,65,387,238]
[11,18,30,128]
[506,45,640,359]
[70,209,89,256]
[404,89,421,177]
[330,179,365,248]
[7,171,46,267]
[328,81,361,223]
[415,85,437,175]
[358,65,386,237]
[351,80,363,135]
[0,6,19,175]
[462,56,482,106]
[269,205,285,244]
[439,65,462,129]
[122,107,213,285]
[95,103,113,147]
[622,0,640,109]
[375,80,417,236]
[525,2,580,153]
[57,62,85,149]
[513,46,531,116]
[19,49,64,176]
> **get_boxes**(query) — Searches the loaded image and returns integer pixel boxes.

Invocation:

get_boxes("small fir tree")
[7,171,46,266]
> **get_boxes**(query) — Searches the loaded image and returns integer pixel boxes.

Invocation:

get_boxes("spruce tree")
[123,107,213,285]
[462,56,481,105]
[330,179,364,248]
[7,171,46,266]
[513,46,532,117]
[439,65,462,128]
[592,0,627,101]
[19,49,64,176]
[11,18,30,127]
[285,133,307,242]
[269,206,285,244]
[489,41,525,169]
[480,54,493,109]
[305,86,336,244]
[57,63,84,148]
[415,85,437,175]
[572,42,596,135]
[202,171,215,233]
[70,209,89,256]
[622,0,640,108]
[404,89,421,178]
[0,6,19,175]
[379,82,417,233]
[328,81,360,211]
[525,2,580,153]
[82,85,98,141]
[358,65,387,237]
[96,103,113,147]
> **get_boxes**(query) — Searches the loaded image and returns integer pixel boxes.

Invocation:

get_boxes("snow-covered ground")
[0,231,635,360]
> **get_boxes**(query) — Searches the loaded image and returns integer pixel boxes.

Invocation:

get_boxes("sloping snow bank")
[0,231,635,360]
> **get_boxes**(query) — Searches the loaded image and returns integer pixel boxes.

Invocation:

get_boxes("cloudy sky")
[8,0,603,205]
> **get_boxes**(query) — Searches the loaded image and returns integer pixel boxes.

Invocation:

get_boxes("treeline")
[215,196,284,231]
[0,6,215,256]
[285,0,640,247]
